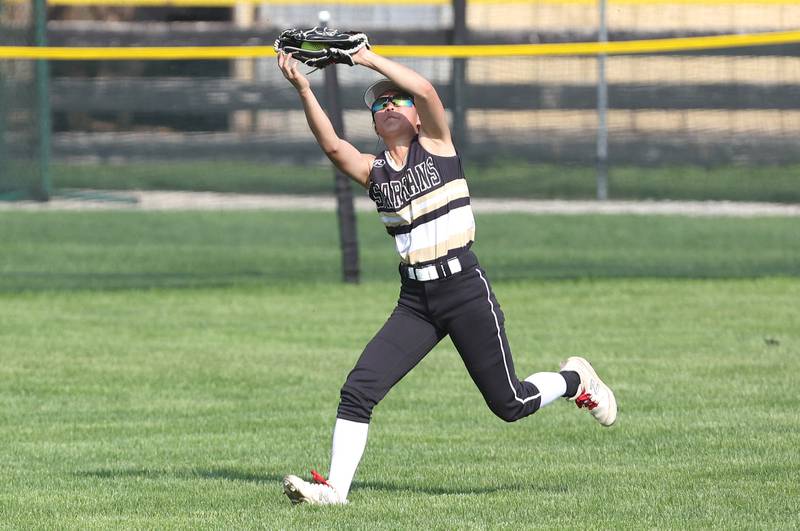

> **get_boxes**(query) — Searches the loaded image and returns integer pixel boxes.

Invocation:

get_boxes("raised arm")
[278,52,374,187]
[353,49,454,155]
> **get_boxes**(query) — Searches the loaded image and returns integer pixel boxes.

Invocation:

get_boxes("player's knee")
[493,407,523,423]
[337,383,377,423]
[489,400,538,423]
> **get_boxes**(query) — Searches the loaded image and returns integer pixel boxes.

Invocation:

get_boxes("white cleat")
[283,470,346,505]
[560,356,618,427]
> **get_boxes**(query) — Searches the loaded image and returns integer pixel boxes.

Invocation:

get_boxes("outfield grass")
[1,210,798,291]
[49,160,800,203]
[1,210,799,528]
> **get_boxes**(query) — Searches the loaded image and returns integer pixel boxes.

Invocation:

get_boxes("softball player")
[277,47,617,505]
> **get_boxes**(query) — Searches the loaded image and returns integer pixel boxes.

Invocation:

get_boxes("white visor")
[363,79,403,109]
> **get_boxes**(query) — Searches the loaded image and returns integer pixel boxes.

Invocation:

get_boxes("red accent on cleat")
[310,469,331,487]
[576,391,598,410]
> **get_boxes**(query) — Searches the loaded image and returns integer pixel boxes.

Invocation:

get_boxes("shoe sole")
[564,356,618,427]
[283,475,310,505]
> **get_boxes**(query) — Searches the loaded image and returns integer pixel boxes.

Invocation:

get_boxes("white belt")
[405,257,462,282]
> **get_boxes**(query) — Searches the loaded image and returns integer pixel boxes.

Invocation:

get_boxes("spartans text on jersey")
[368,156,442,210]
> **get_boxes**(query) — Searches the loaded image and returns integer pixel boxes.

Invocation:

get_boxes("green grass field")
[2,210,799,528]
[48,160,800,203]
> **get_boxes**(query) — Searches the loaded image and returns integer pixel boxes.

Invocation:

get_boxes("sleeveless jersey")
[367,136,475,265]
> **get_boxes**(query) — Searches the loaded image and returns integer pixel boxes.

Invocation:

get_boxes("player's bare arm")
[353,48,455,156]
[277,52,374,187]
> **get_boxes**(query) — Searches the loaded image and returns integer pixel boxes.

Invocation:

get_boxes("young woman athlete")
[277,47,618,505]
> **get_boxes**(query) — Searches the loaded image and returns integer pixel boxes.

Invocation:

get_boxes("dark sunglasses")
[370,95,415,113]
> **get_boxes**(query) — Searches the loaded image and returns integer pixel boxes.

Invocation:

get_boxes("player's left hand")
[350,46,370,66]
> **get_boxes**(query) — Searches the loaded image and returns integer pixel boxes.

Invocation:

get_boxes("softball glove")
[273,26,370,69]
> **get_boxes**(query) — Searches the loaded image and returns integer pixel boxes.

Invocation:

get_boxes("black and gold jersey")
[367,136,475,265]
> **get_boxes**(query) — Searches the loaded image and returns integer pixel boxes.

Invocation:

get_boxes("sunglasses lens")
[371,99,388,113]
[371,95,414,113]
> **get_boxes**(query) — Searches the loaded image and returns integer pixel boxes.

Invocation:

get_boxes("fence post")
[596,0,609,200]
[321,11,360,283]
[34,0,51,201]
[451,0,468,150]
[0,54,6,188]
[232,1,256,133]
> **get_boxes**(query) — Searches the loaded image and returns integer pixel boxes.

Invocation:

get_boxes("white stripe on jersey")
[405,227,476,265]
[393,204,476,262]
[379,180,471,227]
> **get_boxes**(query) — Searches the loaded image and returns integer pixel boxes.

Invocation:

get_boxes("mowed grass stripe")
[0,210,798,292]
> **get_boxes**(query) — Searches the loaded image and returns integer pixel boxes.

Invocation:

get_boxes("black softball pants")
[337,250,542,423]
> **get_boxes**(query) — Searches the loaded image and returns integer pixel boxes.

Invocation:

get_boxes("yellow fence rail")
[1,30,799,60]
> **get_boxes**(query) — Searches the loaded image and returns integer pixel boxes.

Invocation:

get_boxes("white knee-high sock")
[327,418,369,500]
[524,372,567,408]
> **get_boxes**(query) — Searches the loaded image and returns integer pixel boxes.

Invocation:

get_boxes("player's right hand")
[277,52,311,93]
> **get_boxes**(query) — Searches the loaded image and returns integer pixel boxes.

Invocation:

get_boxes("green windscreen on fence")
[0,0,47,200]
[3,0,800,203]
[46,52,800,203]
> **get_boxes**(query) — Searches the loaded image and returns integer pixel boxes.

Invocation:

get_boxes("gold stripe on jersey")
[379,179,470,227]
[405,226,476,265]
